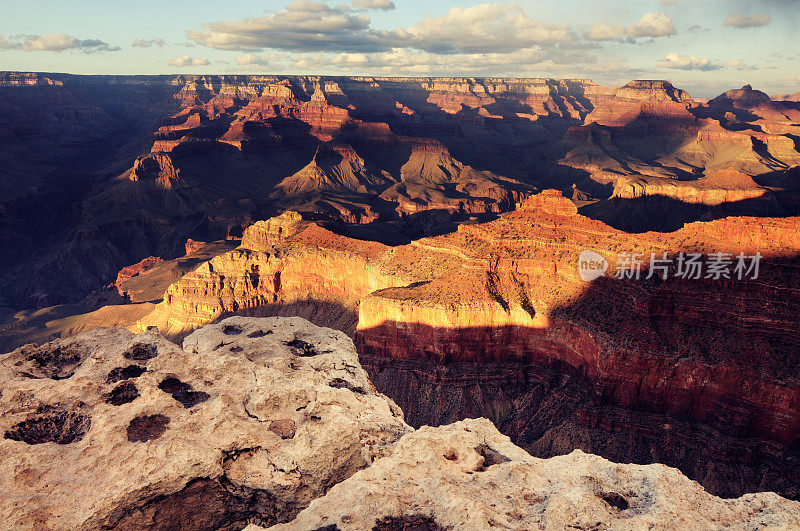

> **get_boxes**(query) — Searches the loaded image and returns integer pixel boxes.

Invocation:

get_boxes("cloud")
[167,55,210,66]
[659,0,678,5]
[723,13,772,28]
[403,4,577,53]
[657,53,720,71]
[236,53,277,66]
[132,38,166,48]
[352,0,395,10]
[0,33,120,52]
[725,59,758,71]
[187,1,576,54]
[587,12,676,41]
[187,0,392,52]
[281,45,597,76]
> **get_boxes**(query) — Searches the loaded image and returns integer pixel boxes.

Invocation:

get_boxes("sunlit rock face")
[120,188,800,498]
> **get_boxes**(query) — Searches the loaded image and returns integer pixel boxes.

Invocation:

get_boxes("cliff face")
[148,222,400,337]
[2,318,798,530]
[353,191,800,498]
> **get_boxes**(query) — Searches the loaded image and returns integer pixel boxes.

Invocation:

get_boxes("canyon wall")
[120,189,800,499]
[3,73,800,308]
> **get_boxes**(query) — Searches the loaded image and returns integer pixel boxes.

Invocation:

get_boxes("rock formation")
[2,72,800,508]
[2,74,799,309]
[262,419,800,531]
[118,190,800,499]
[2,318,798,530]
[114,256,164,296]
[0,317,409,528]
[130,152,182,189]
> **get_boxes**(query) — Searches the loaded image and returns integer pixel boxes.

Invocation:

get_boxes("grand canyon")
[2,69,800,528]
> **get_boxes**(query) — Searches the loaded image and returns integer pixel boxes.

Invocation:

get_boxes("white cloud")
[167,55,210,66]
[236,53,278,66]
[283,46,597,75]
[587,12,676,41]
[723,13,772,28]
[657,53,720,71]
[187,0,390,52]
[0,33,120,52]
[352,0,395,10]
[725,59,758,70]
[187,1,576,54]
[132,38,166,48]
[403,4,577,53]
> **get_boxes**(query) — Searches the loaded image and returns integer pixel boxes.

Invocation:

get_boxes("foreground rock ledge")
[260,418,800,531]
[1,318,798,530]
[0,317,409,529]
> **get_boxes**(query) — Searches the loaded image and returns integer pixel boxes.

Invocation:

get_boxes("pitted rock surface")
[0,317,410,529]
[262,418,800,531]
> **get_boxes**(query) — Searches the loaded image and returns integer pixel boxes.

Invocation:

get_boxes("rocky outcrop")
[611,169,768,205]
[0,317,410,529]
[239,211,308,251]
[3,319,799,530]
[145,222,398,337]
[114,256,164,295]
[710,84,774,110]
[130,152,182,189]
[263,418,800,531]
[380,139,534,215]
[584,79,697,128]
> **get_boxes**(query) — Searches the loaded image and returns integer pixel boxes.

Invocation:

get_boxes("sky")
[0,0,798,97]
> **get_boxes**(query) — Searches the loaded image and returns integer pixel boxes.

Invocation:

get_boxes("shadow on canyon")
[350,267,800,500]
[579,185,800,233]
[172,252,800,500]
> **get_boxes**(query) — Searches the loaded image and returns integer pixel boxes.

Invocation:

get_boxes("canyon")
[2,72,800,517]
[2,74,799,310]
[99,189,798,500]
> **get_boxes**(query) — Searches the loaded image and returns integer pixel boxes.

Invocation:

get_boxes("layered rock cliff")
[107,189,800,499]
[3,73,800,310]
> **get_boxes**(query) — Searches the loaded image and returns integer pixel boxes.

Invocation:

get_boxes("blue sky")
[0,0,798,97]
